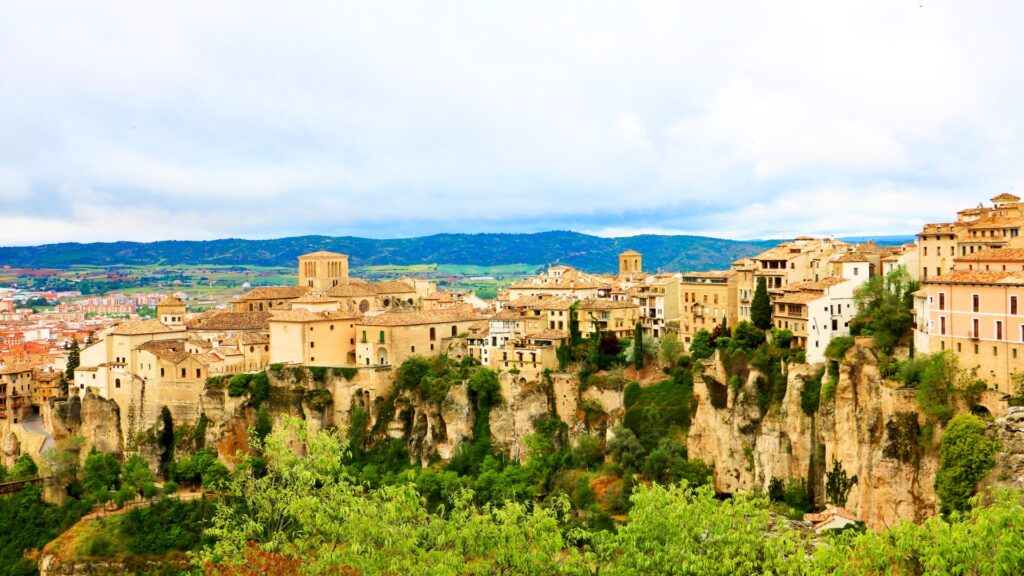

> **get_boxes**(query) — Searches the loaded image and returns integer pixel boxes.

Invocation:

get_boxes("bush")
[690,330,715,361]
[333,367,358,380]
[799,368,825,416]
[824,336,855,361]
[608,426,645,470]
[82,449,121,502]
[732,321,767,351]
[227,373,252,397]
[309,366,328,383]
[163,480,178,494]
[936,414,1000,515]
[572,434,605,470]
[771,328,794,349]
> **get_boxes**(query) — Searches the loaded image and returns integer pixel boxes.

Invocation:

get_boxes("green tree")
[658,333,682,368]
[10,453,38,481]
[159,406,174,479]
[690,329,715,361]
[608,426,645,470]
[731,321,767,351]
[824,458,858,507]
[82,449,121,501]
[850,265,917,353]
[633,323,645,370]
[936,414,1000,515]
[751,276,772,330]
[121,454,154,495]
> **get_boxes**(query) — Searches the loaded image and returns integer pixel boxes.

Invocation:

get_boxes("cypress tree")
[751,276,773,330]
[633,322,644,370]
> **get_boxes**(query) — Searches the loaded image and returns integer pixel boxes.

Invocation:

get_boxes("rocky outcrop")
[490,375,552,461]
[984,407,1024,490]
[688,339,941,529]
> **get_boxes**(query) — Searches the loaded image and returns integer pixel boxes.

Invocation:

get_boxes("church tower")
[298,251,350,289]
[157,295,186,327]
[618,250,642,278]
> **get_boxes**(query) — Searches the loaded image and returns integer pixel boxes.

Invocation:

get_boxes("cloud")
[0,0,1022,246]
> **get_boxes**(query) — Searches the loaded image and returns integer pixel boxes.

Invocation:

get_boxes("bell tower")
[298,251,350,289]
[618,250,642,278]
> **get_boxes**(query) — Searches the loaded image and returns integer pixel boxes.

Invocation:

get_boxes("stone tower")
[618,250,642,277]
[298,251,350,289]
[157,295,186,327]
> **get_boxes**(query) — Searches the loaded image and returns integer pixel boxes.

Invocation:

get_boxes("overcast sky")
[1,1,1022,246]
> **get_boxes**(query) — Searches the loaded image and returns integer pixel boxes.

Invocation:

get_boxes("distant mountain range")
[0,232,915,274]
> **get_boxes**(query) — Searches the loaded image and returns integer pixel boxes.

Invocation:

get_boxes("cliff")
[688,339,941,529]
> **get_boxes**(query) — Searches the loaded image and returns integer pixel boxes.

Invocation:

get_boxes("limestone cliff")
[688,339,940,529]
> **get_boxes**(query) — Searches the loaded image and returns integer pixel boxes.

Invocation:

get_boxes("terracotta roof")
[577,298,638,310]
[157,295,185,307]
[619,249,641,256]
[928,270,1024,285]
[357,307,483,327]
[269,309,359,322]
[0,364,33,375]
[187,311,270,331]
[109,319,177,336]
[967,215,1024,229]
[292,290,341,304]
[370,281,416,294]
[490,309,522,322]
[136,339,190,364]
[237,286,311,301]
[508,295,575,311]
[775,292,825,305]
[299,250,348,260]
[327,283,378,297]
[992,193,1021,203]
[525,329,569,340]
[955,248,1024,262]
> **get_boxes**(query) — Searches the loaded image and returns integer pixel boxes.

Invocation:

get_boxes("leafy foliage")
[936,414,1000,516]
[849,266,918,353]
[824,458,858,507]
[751,276,772,330]
[689,329,715,361]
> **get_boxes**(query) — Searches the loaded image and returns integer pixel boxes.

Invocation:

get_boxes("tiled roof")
[269,309,359,323]
[490,309,522,321]
[507,295,575,311]
[236,286,311,301]
[328,283,378,297]
[955,248,1024,262]
[577,298,638,310]
[967,215,1024,229]
[357,307,483,327]
[187,311,271,331]
[109,319,177,335]
[776,291,826,305]
[299,250,348,260]
[157,295,185,307]
[292,290,341,304]
[928,270,1024,285]
[136,339,191,364]
[525,329,569,340]
[992,193,1021,202]
[619,249,641,256]
[0,364,33,375]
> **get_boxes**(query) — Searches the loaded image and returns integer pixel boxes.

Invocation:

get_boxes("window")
[181,368,186,378]
[1013,296,1019,316]
[115,378,120,389]
[429,327,436,341]
[973,318,980,337]
[938,292,945,310]
[997,320,1003,340]
[940,316,946,335]
[160,368,165,377]
[452,326,458,338]
[379,331,385,343]
[310,342,315,349]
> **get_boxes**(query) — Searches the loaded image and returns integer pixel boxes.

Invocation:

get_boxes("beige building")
[577,298,639,340]
[677,271,735,349]
[269,309,359,366]
[508,266,613,301]
[0,365,33,423]
[354,307,485,367]
[619,249,643,279]
[299,250,349,289]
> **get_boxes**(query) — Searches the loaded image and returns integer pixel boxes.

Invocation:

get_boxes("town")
[0,193,1017,449]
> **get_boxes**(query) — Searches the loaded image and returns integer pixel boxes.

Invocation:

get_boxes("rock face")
[688,339,941,529]
[984,407,1024,490]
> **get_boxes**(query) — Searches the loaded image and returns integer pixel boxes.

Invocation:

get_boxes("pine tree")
[633,322,644,370]
[751,276,772,330]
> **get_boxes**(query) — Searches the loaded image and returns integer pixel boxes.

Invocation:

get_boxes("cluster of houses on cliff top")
[3,193,1022,430]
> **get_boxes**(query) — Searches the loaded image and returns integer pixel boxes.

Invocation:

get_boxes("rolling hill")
[0,232,913,274]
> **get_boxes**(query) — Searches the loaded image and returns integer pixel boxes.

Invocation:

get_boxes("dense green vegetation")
[195,420,1024,575]
[935,414,1000,516]
[0,232,784,272]
[850,266,918,354]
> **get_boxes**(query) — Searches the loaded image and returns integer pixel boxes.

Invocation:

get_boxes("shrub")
[227,373,252,397]
[732,321,767,351]
[799,368,825,416]
[309,366,328,383]
[332,367,358,380]
[690,329,715,360]
[608,426,645,470]
[824,336,855,361]
[936,414,1000,515]
[771,328,794,349]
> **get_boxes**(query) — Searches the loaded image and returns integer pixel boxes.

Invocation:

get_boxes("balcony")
[967,331,979,340]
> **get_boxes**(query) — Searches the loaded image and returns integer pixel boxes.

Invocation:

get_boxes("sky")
[1,1,1023,246]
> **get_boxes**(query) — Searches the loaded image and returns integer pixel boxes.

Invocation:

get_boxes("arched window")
[451,325,458,338]
[359,300,370,313]
[115,378,121,388]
